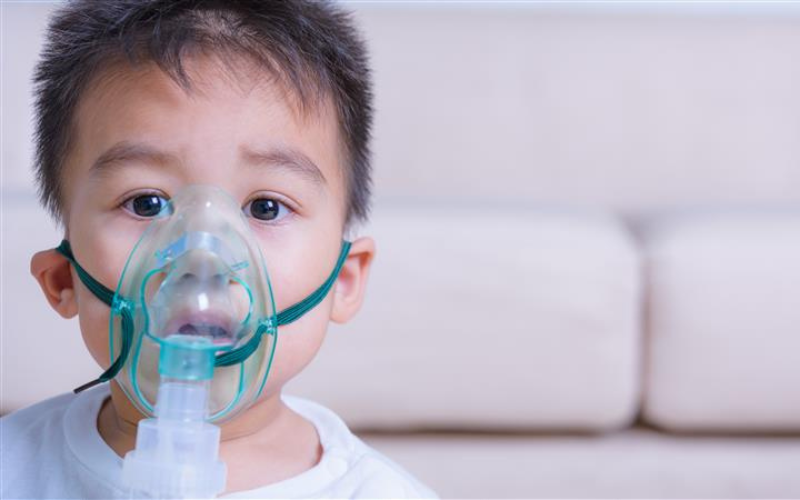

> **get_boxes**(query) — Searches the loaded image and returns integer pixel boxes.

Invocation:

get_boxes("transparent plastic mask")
[110,185,277,423]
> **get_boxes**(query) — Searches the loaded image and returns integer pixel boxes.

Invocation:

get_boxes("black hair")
[33,0,373,227]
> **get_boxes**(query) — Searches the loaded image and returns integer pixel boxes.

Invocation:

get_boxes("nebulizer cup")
[122,337,226,498]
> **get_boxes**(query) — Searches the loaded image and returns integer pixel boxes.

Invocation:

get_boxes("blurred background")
[2,1,800,498]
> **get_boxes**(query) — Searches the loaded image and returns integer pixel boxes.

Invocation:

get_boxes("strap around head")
[275,240,352,327]
[55,241,116,307]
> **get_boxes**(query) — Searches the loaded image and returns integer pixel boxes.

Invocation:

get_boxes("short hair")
[33,0,373,227]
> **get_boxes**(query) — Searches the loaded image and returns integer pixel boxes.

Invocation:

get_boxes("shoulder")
[1,387,118,499]
[1,392,77,495]
[1,391,77,449]
[282,395,437,499]
[344,444,438,499]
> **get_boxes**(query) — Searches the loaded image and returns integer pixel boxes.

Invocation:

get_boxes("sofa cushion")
[364,428,800,498]
[642,209,800,431]
[288,205,642,431]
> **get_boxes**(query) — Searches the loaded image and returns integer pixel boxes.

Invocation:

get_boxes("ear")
[330,236,376,324]
[30,248,79,319]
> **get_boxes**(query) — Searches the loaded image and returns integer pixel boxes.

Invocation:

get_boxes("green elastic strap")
[72,298,135,393]
[57,241,133,392]
[56,241,116,307]
[58,239,352,391]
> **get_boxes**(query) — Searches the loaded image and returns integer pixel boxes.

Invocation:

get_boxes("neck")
[97,382,322,492]
[98,382,288,454]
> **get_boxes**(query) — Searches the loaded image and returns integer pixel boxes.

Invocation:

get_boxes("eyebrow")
[89,141,179,176]
[89,141,327,188]
[240,145,327,188]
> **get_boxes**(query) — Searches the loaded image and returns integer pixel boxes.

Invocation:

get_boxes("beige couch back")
[358,5,800,213]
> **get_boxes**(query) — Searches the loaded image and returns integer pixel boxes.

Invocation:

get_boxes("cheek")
[68,199,145,291]
[76,289,113,368]
[257,299,332,398]
[67,232,134,370]
[261,237,341,314]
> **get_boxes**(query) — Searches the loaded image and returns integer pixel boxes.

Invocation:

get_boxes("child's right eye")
[122,193,170,218]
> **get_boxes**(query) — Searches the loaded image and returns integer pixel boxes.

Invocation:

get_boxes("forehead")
[64,55,344,203]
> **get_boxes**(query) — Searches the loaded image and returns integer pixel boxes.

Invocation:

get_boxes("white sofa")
[3,3,800,498]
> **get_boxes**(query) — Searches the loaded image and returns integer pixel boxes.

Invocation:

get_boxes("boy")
[0,1,435,498]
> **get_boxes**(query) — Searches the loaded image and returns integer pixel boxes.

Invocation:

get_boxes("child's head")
[29,0,376,426]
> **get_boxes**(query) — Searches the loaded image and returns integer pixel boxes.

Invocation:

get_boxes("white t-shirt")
[0,386,436,499]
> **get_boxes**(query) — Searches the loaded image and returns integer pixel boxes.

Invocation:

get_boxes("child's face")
[44,56,364,409]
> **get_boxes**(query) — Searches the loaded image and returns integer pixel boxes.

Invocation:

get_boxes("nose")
[174,267,228,291]
[171,249,230,286]
[149,250,243,344]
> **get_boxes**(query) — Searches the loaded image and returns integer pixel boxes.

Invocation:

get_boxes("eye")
[122,193,170,218]
[243,197,292,222]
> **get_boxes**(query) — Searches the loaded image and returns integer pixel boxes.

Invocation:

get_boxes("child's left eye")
[243,197,292,222]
